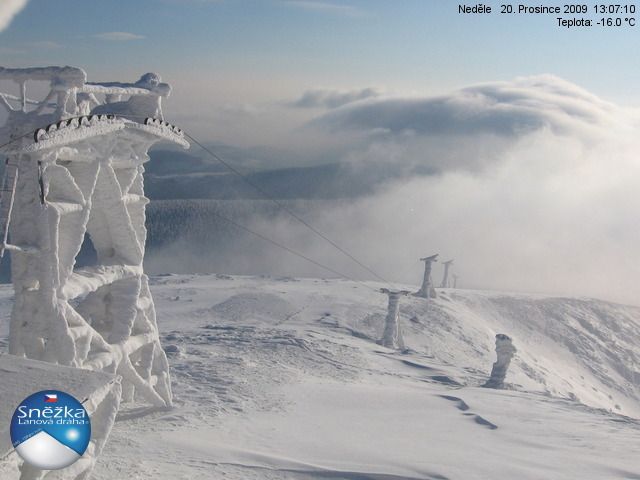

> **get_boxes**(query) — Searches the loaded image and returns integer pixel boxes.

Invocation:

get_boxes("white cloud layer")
[314,75,619,138]
[277,78,640,304]
[151,76,640,305]
[305,75,633,176]
[0,0,28,32]
[236,123,640,305]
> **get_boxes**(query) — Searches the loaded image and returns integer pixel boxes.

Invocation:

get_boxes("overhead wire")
[206,207,379,291]
[0,129,39,151]
[0,116,385,292]
[1,111,390,287]
[183,132,391,284]
[1,110,391,287]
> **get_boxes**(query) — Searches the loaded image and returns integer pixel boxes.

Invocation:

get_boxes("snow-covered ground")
[1,274,639,479]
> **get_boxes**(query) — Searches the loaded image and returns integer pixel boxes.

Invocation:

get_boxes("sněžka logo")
[10,390,91,470]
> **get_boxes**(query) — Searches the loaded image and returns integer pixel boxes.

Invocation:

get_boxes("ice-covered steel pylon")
[415,254,438,298]
[0,67,189,408]
[380,288,410,350]
[440,259,454,288]
[483,334,517,389]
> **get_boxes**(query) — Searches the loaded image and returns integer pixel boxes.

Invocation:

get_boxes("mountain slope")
[1,274,638,479]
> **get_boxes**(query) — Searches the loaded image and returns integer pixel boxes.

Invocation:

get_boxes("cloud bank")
[314,75,619,138]
[304,75,632,176]
[149,75,640,305]
[0,0,28,32]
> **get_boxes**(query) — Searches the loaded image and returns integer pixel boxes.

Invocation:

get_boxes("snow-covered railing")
[0,66,86,84]
[0,92,58,108]
[0,67,170,122]
[81,85,155,96]
[0,66,86,116]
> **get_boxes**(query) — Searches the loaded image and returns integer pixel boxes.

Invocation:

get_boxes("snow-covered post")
[440,259,454,288]
[452,274,459,289]
[483,334,517,389]
[380,288,410,350]
[415,254,438,299]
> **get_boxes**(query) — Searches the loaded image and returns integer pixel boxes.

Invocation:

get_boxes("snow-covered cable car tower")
[440,259,454,289]
[415,254,438,299]
[0,66,188,408]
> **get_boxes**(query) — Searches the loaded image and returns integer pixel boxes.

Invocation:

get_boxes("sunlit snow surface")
[1,274,639,479]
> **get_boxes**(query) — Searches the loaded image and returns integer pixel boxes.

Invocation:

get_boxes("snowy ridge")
[154,274,640,417]
[21,273,628,480]
[438,291,640,415]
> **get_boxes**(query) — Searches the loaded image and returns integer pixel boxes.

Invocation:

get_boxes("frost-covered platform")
[0,354,121,480]
[0,66,188,410]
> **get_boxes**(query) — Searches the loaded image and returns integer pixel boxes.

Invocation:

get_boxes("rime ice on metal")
[380,288,410,350]
[483,334,517,389]
[0,67,188,411]
[415,254,438,299]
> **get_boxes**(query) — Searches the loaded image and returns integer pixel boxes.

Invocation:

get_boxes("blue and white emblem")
[10,390,91,470]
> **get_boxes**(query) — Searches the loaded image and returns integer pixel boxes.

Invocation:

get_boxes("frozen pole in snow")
[440,259,454,288]
[380,288,410,350]
[452,274,459,289]
[415,254,438,298]
[483,334,517,389]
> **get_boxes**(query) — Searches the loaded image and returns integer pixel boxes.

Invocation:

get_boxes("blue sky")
[1,0,639,103]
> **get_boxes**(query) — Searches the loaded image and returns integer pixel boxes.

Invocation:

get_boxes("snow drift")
[2,273,639,478]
